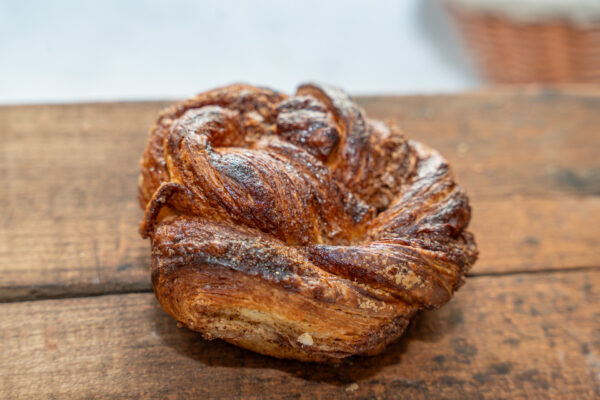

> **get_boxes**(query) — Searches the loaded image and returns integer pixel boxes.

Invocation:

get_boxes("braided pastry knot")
[139,83,478,362]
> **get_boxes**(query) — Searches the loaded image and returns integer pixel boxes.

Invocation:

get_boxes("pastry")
[138,83,478,362]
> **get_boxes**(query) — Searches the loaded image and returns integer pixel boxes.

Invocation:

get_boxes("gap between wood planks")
[1,264,598,304]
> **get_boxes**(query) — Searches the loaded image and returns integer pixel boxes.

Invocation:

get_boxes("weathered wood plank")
[0,103,163,300]
[1,90,599,300]
[470,197,600,274]
[360,89,600,200]
[1,195,597,302]
[1,271,598,399]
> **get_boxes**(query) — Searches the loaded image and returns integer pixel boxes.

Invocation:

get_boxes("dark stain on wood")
[581,343,590,355]
[490,362,512,375]
[446,308,464,326]
[472,363,513,384]
[550,167,600,195]
[513,297,524,307]
[437,376,465,386]
[117,263,133,272]
[432,354,446,364]
[503,337,521,348]
[515,369,550,390]
[390,378,427,390]
[451,337,478,364]
[522,236,540,247]
[529,306,540,316]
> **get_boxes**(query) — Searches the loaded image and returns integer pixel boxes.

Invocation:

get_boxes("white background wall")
[0,0,480,104]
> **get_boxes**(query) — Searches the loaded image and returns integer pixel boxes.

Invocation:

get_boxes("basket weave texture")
[449,6,600,83]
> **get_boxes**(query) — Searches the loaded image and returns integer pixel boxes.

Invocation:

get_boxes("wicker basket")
[447,5,600,83]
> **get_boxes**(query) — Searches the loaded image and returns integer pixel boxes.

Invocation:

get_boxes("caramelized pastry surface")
[139,83,478,362]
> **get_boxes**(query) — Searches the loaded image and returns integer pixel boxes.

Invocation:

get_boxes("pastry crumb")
[297,332,314,346]
[345,383,359,392]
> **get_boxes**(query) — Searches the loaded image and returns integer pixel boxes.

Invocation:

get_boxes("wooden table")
[1,88,599,399]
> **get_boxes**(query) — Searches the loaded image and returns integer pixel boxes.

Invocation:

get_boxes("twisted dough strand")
[139,83,477,362]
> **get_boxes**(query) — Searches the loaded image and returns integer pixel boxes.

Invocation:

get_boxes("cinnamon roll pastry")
[138,83,478,362]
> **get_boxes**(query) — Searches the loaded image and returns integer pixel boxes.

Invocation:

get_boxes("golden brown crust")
[139,83,478,362]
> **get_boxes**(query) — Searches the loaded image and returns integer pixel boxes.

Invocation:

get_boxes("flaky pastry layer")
[139,83,478,362]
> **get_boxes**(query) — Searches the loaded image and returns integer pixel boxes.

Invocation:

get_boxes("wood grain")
[1,271,598,399]
[0,103,166,301]
[470,197,600,274]
[361,89,600,200]
[1,89,599,301]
